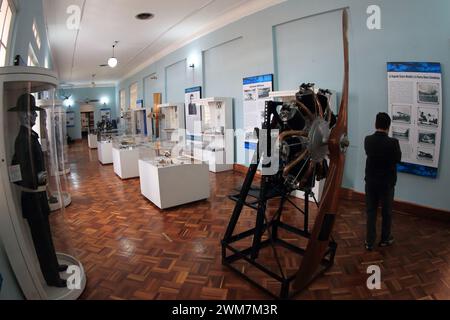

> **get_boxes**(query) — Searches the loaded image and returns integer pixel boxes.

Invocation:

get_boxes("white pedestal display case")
[190,97,234,173]
[138,142,210,209]
[98,140,113,165]
[112,135,152,179]
[0,66,86,300]
[88,133,98,149]
[156,103,185,142]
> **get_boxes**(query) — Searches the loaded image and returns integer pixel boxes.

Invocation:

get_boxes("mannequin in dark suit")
[9,94,67,288]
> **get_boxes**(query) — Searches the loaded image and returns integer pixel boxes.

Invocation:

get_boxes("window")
[129,83,138,110]
[0,0,14,66]
[120,89,126,113]
[32,19,41,50]
[27,44,38,66]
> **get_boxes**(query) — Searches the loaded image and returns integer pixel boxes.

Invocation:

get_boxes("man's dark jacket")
[11,125,50,220]
[364,131,402,186]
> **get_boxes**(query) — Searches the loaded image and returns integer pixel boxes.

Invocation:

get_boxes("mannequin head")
[9,94,43,128]
[18,110,38,128]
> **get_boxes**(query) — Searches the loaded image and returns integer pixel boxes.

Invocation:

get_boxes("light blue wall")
[66,87,118,140]
[118,0,450,211]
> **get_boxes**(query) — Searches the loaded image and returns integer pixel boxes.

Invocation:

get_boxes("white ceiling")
[43,0,285,86]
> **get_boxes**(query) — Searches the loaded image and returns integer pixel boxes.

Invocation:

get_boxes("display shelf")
[156,102,185,141]
[190,97,234,172]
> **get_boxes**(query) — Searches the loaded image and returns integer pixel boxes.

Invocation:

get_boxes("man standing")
[364,113,402,251]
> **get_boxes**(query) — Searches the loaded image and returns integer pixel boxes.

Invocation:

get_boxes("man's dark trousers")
[365,182,394,246]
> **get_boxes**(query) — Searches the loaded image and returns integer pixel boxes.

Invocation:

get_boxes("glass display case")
[0,66,86,300]
[112,134,153,179]
[36,99,72,212]
[156,103,185,142]
[138,140,209,209]
[191,97,234,172]
[97,129,121,165]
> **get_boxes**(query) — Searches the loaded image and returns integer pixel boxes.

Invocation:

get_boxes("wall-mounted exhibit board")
[66,111,75,127]
[185,86,202,141]
[243,74,274,162]
[388,62,443,178]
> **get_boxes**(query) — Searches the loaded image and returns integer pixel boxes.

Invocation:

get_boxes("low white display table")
[97,141,113,165]
[113,147,140,179]
[139,160,210,209]
[88,134,98,149]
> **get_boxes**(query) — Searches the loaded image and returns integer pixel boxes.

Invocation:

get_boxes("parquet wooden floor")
[50,140,450,300]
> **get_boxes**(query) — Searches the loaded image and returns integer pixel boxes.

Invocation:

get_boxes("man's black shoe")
[365,242,374,251]
[379,236,395,247]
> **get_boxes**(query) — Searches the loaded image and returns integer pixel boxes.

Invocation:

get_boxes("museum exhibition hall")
[0,0,448,301]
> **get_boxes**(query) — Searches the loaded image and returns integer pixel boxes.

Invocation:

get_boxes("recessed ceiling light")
[136,13,154,20]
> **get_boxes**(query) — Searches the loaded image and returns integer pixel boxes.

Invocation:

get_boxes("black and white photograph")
[392,104,412,124]
[244,89,256,101]
[418,131,436,145]
[417,107,439,127]
[185,86,202,136]
[257,87,271,99]
[417,82,440,104]
[392,126,410,141]
[417,147,435,162]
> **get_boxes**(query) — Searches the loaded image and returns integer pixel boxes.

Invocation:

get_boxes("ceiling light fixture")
[108,41,119,68]
[136,12,154,20]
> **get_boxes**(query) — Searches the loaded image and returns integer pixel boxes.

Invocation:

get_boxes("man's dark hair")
[376,112,391,130]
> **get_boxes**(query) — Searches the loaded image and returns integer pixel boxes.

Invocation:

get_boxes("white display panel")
[387,62,442,178]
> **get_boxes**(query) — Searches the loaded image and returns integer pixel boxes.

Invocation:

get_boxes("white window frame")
[27,43,38,66]
[0,0,16,67]
[32,19,41,50]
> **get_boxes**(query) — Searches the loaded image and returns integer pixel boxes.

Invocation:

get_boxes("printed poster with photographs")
[242,74,274,151]
[66,111,75,127]
[387,62,442,178]
[185,86,202,141]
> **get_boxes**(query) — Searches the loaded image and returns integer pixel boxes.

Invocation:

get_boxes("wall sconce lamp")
[189,63,195,69]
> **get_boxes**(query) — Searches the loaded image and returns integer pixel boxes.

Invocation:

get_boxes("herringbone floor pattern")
[50,140,450,300]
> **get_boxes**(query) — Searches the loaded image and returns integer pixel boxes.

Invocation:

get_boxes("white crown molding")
[70,82,117,89]
[119,0,286,83]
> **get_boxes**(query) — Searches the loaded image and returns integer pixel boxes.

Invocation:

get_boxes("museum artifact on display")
[0,66,86,299]
[222,9,349,299]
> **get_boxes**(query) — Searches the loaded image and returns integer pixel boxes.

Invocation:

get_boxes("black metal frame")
[221,101,337,299]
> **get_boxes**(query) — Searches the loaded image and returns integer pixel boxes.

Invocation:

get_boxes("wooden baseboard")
[233,165,449,223]
[340,188,449,223]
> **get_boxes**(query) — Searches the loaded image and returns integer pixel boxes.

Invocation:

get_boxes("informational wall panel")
[387,62,442,178]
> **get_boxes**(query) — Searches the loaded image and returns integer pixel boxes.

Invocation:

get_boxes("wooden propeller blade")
[293,8,349,291]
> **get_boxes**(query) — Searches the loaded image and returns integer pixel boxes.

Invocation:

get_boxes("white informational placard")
[185,86,202,141]
[66,111,75,127]
[243,74,273,153]
[387,62,442,178]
